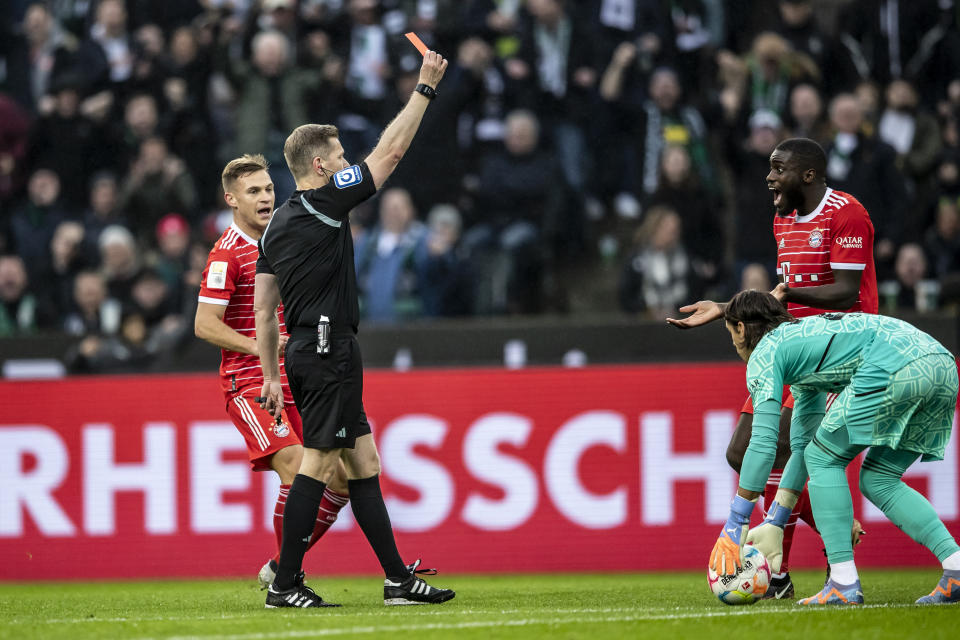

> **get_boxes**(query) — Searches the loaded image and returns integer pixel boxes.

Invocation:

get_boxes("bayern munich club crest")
[273,421,290,438]
[808,229,824,247]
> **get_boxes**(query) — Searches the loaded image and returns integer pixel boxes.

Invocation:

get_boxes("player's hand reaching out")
[259,380,284,421]
[666,300,724,329]
[419,50,448,89]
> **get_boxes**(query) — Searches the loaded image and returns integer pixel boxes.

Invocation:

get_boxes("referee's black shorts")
[284,327,371,449]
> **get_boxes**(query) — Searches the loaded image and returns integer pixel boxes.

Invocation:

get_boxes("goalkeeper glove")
[745,489,798,574]
[710,494,756,575]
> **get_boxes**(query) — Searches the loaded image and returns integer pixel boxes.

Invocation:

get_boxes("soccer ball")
[707,545,771,605]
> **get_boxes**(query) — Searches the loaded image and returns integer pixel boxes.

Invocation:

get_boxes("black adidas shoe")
[761,572,795,600]
[265,571,341,608]
[383,559,455,605]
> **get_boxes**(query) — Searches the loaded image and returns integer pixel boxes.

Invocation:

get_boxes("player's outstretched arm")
[195,302,259,355]
[666,300,726,329]
[253,272,283,420]
[364,50,448,190]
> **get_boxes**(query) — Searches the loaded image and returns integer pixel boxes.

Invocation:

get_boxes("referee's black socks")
[275,473,327,591]
[348,474,408,580]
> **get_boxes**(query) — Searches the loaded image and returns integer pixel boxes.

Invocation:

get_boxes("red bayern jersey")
[773,188,878,318]
[199,222,292,402]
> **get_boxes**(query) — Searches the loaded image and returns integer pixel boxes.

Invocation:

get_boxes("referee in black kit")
[253,50,451,609]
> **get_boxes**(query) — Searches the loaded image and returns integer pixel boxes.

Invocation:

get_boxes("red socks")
[271,484,349,563]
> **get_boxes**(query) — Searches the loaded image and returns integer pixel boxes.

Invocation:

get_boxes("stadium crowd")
[2,0,960,368]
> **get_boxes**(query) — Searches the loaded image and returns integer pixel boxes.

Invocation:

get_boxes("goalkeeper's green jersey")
[739,313,953,492]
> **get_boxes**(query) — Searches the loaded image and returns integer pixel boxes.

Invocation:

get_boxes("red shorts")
[226,393,303,471]
[740,389,796,414]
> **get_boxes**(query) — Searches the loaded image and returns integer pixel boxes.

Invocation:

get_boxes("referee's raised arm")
[364,49,448,190]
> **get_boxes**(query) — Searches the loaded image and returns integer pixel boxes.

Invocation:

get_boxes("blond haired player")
[195,155,349,589]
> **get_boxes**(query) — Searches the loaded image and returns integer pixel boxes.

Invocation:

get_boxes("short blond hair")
[283,124,339,180]
[221,154,269,192]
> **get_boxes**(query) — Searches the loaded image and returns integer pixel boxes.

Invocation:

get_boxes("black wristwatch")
[414,83,437,100]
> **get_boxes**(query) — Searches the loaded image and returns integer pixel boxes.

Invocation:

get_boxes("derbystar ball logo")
[835,236,863,249]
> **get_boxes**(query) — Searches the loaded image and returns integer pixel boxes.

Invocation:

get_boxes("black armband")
[414,83,437,100]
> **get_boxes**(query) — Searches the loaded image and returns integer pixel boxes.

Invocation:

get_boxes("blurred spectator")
[508,0,597,195]
[825,93,908,279]
[471,109,565,313]
[63,269,122,336]
[1,2,97,111]
[639,67,714,198]
[596,40,649,215]
[152,213,192,311]
[127,23,170,98]
[45,220,90,313]
[28,73,105,204]
[65,310,152,373]
[648,144,721,293]
[716,32,819,127]
[331,0,394,155]
[727,108,785,279]
[462,0,523,54]
[116,93,163,168]
[924,196,960,278]
[0,254,55,335]
[98,224,142,303]
[415,204,473,318]
[740,261,773,292]
[923,196,960,307]
[82,171,127,251]
[773,0,857,97]
[87,0,134,86]
[786,83,829,145]
[881,242,939,312]
[878,79,942,235]
[618,205,691,319]
[218,28,326,200]
[8,167,71,283]
[128,268,187,351]
[386,37,493,214]
[355,188,426,324]
[663,0,721,96]
[118,136,197,243]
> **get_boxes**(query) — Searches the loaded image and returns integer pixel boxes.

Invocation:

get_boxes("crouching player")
[195,155,350,587]
[710,290,960,605]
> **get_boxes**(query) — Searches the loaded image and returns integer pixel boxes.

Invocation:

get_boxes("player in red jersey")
[669,138,872,598]
[194,155,349,588]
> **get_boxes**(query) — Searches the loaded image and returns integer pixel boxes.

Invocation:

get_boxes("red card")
[405,32,428,56]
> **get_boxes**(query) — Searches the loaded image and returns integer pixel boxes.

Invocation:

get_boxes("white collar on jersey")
[230,222,259,246]
[794,187,833,224]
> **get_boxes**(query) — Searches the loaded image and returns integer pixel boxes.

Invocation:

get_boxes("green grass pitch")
[1,570,956,639]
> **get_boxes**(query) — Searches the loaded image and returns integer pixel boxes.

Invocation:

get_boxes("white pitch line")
[4,607,642,625]
[6,602,928,631]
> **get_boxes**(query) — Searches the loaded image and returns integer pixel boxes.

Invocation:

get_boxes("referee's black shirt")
[256,162,376,333]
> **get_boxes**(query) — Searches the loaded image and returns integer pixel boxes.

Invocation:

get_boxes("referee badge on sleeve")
[333,165,363,189]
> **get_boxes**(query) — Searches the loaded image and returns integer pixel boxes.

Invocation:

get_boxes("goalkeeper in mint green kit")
[709,289,960,605]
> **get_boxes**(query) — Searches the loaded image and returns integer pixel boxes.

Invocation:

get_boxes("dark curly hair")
[724,290,797,351]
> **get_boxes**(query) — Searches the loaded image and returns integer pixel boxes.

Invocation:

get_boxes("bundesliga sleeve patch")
[208,261,228,289]
[332,165,363,189]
